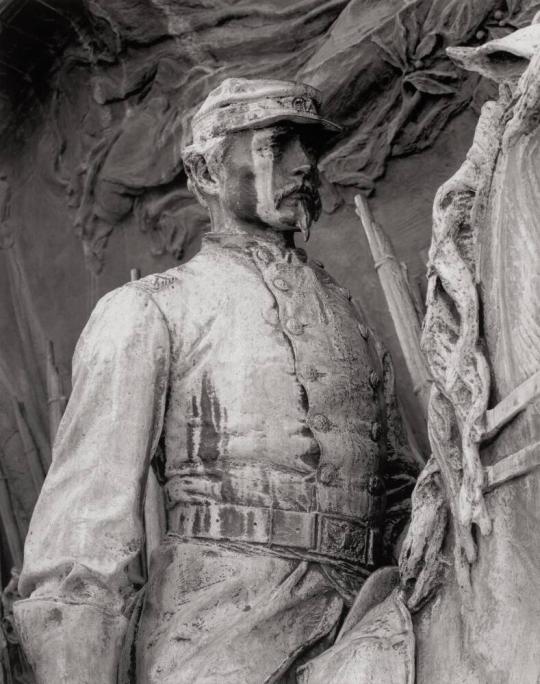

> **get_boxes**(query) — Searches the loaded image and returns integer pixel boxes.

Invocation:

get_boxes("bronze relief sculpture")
[13,79,417,683]
[14,16,540,679]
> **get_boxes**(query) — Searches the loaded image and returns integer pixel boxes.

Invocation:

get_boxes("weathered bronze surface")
[13,79,417,683]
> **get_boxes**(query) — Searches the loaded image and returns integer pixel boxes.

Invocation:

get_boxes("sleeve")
[13,284,170,684]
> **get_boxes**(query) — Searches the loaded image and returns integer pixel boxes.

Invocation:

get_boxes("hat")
[188,78,342,148]
[447,22,540,83]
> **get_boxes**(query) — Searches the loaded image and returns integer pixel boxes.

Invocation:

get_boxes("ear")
[183,150,220,198]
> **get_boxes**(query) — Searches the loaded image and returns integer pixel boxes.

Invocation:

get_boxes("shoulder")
[92,281,166,319]
[128,270,180,296]
[124,265,192,313]
[77,283,170,358]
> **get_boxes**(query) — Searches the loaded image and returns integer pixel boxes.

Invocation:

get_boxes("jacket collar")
[202,229,286,249]
[201,230,309,264]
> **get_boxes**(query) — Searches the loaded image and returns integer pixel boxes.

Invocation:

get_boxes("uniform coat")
[15,231,416,683]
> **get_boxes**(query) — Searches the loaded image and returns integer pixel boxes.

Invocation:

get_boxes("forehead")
[227,123,321,157]
[253,123,302,139]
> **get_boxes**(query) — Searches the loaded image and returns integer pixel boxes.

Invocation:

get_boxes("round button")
[369,370,380,389]
[318,463,338,485]
[256,247,273,265]
[286,319,304,335]
[310,413,332,432]
[370,421,382,441]
[273,277,290,292]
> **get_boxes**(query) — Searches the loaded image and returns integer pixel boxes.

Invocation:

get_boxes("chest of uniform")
[178,255,375,386]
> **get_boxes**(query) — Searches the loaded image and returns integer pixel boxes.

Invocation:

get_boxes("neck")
[206,204,297,248]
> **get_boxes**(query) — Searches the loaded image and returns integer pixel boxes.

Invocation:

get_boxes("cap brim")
[229,112,343,135]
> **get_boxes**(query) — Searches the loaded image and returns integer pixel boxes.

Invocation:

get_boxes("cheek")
[252,153,278,215]
[224,165,259,218]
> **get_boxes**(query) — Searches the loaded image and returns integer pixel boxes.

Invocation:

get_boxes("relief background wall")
[0,0,535,584]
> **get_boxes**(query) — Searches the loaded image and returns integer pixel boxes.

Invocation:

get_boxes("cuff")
[13,598,128,684]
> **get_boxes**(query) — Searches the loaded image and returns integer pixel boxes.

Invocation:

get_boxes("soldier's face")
[219,124,322,241]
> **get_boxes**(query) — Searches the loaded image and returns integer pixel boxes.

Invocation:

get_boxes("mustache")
[274,181,322,243]
[274,182,320,211]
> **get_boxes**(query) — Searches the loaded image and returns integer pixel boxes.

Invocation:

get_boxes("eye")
[268,135,283,147]
[268,138,284,152]
[258,137,284,159]
[270,131,292,153]
[264,146,282,162]
[254,140,281,158]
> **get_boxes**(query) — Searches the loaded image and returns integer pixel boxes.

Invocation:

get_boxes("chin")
[271,210,314,232]
[270,223,300,233]
[270,219,313,243]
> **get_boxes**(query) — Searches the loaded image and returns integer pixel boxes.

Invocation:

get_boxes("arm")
[14,285,170,684]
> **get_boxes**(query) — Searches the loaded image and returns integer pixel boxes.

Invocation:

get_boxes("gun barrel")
[355,194,432,417]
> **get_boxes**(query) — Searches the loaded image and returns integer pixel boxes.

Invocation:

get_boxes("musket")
[11,398,45,498]
[5,241,51,467]
[0,458,23,570]
[354,194,432,419]
[46,340,65,444]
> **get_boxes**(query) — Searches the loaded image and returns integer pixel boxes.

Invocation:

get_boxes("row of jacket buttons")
[253,244,381,444]
[263,311,379,386]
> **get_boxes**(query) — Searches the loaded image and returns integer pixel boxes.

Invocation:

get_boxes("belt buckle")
[316,514,369,564]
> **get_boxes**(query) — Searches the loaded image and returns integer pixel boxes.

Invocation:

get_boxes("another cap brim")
[228,112,343,134]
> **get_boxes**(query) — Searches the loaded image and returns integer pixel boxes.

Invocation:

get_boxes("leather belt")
[168,501,380,567]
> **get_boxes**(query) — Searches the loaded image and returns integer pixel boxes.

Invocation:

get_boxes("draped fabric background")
[0,0,539,646]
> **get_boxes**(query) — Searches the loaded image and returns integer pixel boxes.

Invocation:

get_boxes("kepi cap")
[188,77,342,148]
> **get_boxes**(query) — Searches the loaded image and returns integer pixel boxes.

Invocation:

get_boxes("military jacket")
[15,231,416,683]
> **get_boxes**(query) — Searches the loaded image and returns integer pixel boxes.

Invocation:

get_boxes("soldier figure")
[14,78,417,683]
